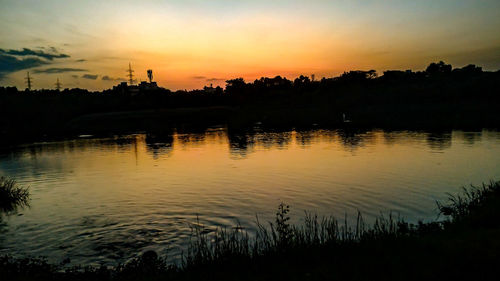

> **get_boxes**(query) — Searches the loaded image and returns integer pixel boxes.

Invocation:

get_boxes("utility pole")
[55,78,62,91]
[127,63,135,85]
[25,72,32,91]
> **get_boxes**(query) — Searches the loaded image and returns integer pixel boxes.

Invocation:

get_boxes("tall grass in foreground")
[438,181,500,221]
[437,180,500,230]
[183,203,439,269]
[0,176,30,212]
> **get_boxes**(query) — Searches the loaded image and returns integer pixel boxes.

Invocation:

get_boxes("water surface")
[1,128,499,265]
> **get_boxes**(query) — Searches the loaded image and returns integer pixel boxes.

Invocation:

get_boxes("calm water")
[1,128,499,266]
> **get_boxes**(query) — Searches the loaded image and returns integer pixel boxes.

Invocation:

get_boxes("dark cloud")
[0,48,69,61]
[0,47,73,79]
[102,75,125,81]
[71,75,79,79]
[206,78,226,82]
[82,74,98,80]
[192,76,206,79]
[0,53,48,79]
[75,59,86,62]
[33,68,87,74]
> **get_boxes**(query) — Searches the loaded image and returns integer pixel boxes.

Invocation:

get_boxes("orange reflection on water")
[1,128,499,266]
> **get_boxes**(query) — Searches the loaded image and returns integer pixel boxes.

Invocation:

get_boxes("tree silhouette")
[426,61,452,75]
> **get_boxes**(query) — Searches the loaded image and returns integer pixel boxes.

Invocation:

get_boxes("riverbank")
[2,65,499,146]
[1,101,499,148]
[1,181,499,280]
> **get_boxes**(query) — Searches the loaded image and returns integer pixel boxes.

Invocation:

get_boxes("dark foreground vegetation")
[1,181,500,280]
[0,176,29,213]
[1,61,500,145]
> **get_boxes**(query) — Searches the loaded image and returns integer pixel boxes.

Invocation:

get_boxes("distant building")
[112,81,139,95]
[112,68,160,94]
[139,81,158,91]
[204,83,216,94]
[112,82,129,94]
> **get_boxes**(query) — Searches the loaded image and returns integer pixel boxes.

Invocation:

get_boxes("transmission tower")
[55,78,62,91]
[25,72,32,91]
[127,63,135,85]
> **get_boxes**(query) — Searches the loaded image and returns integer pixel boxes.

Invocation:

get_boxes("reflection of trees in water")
[426,131,452,151]
[227,130,255,159]
[227,129,294,158]
[0,136,141,181]
[176,126,209,146]
[256,132,292,150]
[295,130,315,147]
[461,132,482,146]
[170,128,477,157]
[145,134,174,159]
[383,130,427,146]
[335,129,375,151]
[1,136,139,161]
[383,130,485,150]
[228,128,385,158]
[176,132,206,146]
[1,128,491,165]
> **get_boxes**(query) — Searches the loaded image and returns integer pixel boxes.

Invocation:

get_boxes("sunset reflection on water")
[0,128,499,266]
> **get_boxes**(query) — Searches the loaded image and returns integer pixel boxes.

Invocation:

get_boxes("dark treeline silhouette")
[1,61,499,145]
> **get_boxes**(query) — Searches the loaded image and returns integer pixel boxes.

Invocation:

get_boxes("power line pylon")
[55,78,62,91]
[25,72,32,91]
[127,63,135,85]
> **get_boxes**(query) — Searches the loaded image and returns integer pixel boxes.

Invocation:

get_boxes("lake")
[1,127,499,266]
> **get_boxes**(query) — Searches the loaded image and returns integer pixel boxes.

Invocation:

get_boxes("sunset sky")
[1,0,500,90]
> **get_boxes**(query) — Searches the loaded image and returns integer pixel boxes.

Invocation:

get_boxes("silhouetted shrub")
[0,176,30,212]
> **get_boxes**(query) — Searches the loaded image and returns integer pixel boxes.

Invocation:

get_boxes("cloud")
[0,48,69,61]
[71,75,79,79]
[102,75,125,81]
[0,46,73,79]
[33,68,87,74]
[75,59,86,62]
[193,76,225,82]
[206,78,226,82]
[82,74,98,80]
[0,53,48,79]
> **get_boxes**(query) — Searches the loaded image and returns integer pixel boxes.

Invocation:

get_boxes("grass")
[1,181,500,280]
[0,176,30,213]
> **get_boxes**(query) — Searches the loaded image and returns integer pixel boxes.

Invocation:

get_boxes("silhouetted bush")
[0,176,30,212]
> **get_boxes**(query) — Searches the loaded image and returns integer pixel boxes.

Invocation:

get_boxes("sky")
[1,0,500,90]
